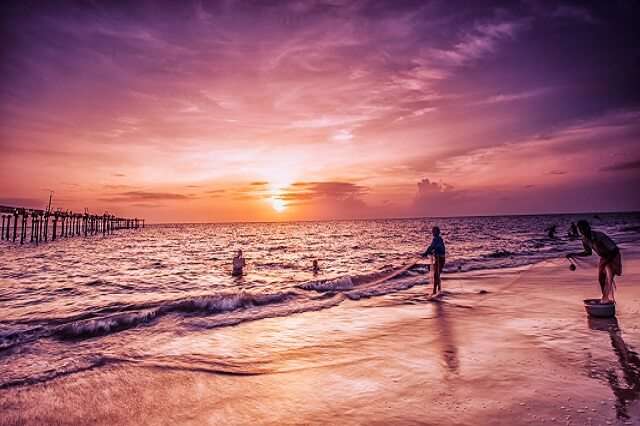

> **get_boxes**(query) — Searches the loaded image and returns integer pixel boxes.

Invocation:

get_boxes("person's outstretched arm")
[422,240,434,257]
[567,240,592,259]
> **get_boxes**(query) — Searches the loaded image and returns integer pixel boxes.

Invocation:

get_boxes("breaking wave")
[1,291,298,348]
[2,264,427,352]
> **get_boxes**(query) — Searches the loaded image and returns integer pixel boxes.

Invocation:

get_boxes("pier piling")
[0,205,143,246]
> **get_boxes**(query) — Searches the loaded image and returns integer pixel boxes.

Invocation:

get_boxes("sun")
[270,197,286,213]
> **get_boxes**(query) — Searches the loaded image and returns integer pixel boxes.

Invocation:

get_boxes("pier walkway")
[0,205,143,245]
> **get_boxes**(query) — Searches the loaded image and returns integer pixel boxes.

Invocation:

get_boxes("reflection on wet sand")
[588,317,640,420]
[433,301,459,375]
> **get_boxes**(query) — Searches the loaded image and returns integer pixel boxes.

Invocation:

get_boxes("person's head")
[577,220,591,237]
[236,249,243,257]
[313,259,318,266]
[432,226,441,237]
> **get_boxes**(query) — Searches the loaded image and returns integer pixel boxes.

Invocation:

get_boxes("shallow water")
[0,212,639,391]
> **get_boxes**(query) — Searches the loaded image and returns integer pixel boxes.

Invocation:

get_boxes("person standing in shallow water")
[422,226,446,295]
[232,249,246,277]
[567,220,621,303]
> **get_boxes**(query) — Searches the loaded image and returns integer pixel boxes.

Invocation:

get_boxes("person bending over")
[567,220,621,303]
[422,226,446,295]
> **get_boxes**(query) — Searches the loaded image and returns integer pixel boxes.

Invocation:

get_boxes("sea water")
[1,212,639,389]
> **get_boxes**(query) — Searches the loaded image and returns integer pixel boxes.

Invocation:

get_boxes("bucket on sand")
[583,299,615,318]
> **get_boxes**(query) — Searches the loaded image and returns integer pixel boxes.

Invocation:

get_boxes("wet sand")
[2,246,640,425]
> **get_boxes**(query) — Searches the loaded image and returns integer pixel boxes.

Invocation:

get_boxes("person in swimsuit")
[567,220,621,303]
[232,249,246,277]
[422,226,446,295]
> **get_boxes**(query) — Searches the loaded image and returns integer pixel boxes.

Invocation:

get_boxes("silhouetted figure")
[546,224,557,239]
[232,249,246,277]
[312,259,320,275]
[567,220,621,303]
[422,226,445,295]
[567,222,579,239]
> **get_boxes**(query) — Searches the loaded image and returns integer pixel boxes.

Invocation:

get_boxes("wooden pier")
[0,205,143,245]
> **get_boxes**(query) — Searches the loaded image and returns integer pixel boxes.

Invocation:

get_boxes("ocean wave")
[298,264,425,300]
[298,276,354,291]
[1,291,299,347]
[0,326,50,352]
[485,249,514,259]
[56,291,298,340]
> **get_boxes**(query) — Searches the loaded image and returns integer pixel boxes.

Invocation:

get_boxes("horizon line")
[143,209,640,226]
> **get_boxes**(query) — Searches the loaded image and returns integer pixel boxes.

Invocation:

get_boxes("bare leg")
[432,257,444,294]
[602,264,615,303]
[598,260,607,301]
[432,269,439,295]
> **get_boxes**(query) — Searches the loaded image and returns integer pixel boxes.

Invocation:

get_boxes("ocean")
[1,212,639,390]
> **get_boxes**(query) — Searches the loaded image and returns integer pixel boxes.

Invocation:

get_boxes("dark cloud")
[103,184,134,190]
[0,197,46,209]
[205,189,226,198]
[547,170,567,175]
[551,4,597,24]
[131,202,162,208]
[413,178,479,216]
[417,178,454,196]
[279,181,368,202]
[99,191,193,203]
[249,181,269,186]
[600,159,640,172]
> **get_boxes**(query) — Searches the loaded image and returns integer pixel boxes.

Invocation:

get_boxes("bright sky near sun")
[1,1,639,222]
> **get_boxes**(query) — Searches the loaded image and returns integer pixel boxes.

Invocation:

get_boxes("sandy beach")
[2,244,639,425]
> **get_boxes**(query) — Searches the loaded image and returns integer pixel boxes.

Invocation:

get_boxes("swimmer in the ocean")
[312,259,320,274]
[232,249,246,277]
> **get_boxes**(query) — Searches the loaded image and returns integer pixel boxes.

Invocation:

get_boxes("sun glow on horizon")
[270,197,286,213]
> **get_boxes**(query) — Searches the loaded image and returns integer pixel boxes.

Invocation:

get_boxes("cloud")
[478,88,551,104]
[331,129,353,142]
[279,181,368,202]
[0,198,47,209]
[1,2,638,221]
[547,170,567,175]
[413,178,468,216]
[430,18,529,66]
[600,159,640,172]
[417,178,453,196]
[552,5,597,24]
[205,189,226,198]
[131,202,162,208]
[99,191,193,203]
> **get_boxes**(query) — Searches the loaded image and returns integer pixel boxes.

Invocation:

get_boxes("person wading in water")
[422,226,446,296]
[232,249,246,277]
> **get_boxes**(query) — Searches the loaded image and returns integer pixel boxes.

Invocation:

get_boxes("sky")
[1,0,639,222]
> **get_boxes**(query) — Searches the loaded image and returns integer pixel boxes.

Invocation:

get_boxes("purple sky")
[1,0,639,222]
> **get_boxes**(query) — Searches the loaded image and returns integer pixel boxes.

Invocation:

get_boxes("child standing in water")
[422,226,446,295]
[567,220,621,303]
[232,249,246,277]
